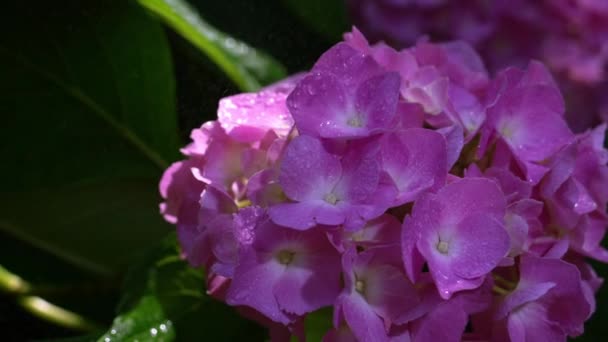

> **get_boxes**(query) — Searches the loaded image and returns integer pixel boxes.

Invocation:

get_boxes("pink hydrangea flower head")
[158,25,608,341]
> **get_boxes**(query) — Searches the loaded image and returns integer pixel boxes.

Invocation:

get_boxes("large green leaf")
[137,0,287,91]
[97,234,265,341]
[0,0,179,275]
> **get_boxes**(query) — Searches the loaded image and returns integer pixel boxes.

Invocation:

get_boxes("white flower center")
[436,240,449,254]
[277,250,295,265]
[324,193,339,205]
[347,116,363,127]
[355,279,366,294]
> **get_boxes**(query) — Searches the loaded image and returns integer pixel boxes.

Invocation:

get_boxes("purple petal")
[450,213,510,279]
[489,85,573,162]
[288,73,360,138]
[437,124,464,171]
[364,264,419,323]
[497,282,556,319]
[279,135,341,202]
[274,255,340,315]
[312,42,383,89]
[217,89,294,143]
[226,248,293,324]
[269,202,345,230]
[402,194,441,282]
[507,302,565,342]
[347,214,402,247]
[334,140,381,203]
[438,177,506,222]
[338,294,390,342]
[410,300,468,342]
[380,129,447,205]
[354,72,401,134]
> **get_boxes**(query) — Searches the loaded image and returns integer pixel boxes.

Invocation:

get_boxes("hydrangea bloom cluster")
[160,29,608,341]
[346,0,608,132]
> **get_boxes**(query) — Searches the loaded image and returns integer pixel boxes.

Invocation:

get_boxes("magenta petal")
[490,85,573,162]
[507,302,565,342]
[437,124,464,171]
[348,214,402,248]
[420,252,486,299]
[217,89,294,143]
[410,300,468,342]
[380,129,447,205]
[312,42,382,89]
[450,213,510,279]
[334,141,381,203]
[226,249,293,324]
[498,255,592,338]
[403,66,449,115]
[339,294,390,342]
[354,72,400,133]
[497,282,556,319]
[401,195,440,282]
[159,161,185,224]
[199,184,236,217]
[269,202,345,230]
[279,135,341,202]
[365,264,419,323]
[439,177,506,221]
[288,73,354,138]
[272,231,341,314]
[446,84,486,136]
[274,261,338,315]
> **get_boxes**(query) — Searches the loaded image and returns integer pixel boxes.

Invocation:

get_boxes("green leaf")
[281,0,349,42]
[99,296,175,342]
[97,233,265,341]
[0,0,179,275]
[137,0,287,91]
[303,307,333,342]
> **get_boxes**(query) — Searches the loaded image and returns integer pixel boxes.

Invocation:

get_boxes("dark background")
[1,0,606,341]
[0,0,342,340]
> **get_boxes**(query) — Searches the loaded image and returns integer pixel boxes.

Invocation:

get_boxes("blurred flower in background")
[346,0,608,131]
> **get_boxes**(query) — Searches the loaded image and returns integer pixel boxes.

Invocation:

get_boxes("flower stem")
[492,285,510,296]
[17,296,102,331]
[492,274,517,290]
[0,264,102,332]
